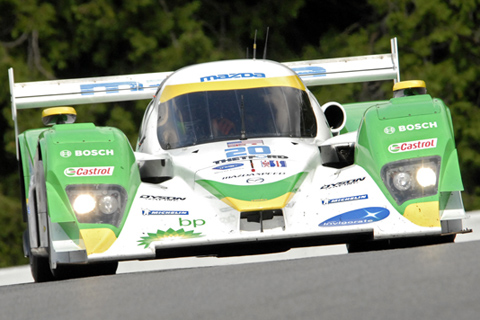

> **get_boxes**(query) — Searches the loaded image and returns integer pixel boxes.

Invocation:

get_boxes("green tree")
[306,0,480,208]
[1,0,479,267]
[0,0,308,266]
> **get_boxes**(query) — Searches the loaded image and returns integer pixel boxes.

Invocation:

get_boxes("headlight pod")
[66,184,127,227]
[381,156,440,205]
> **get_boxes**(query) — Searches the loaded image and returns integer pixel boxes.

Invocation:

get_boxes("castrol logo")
[388,138,437,153]
[64,166,114,177]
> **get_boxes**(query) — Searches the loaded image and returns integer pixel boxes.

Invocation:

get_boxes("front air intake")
[240,209,285,232]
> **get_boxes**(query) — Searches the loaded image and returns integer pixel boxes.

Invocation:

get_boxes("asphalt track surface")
[1,213,479,320]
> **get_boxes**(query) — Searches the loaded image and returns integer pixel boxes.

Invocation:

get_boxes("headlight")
[98,195,119,214]
[416,167,436,187]
[381,156,440,205]
[392,171,412,191]
[73,194,96,214]
[66,184,128,227]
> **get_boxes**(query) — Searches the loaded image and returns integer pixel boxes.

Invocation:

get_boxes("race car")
[9,38,468,282]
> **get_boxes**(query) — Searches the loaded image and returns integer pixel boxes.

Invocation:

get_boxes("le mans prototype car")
[9,38,468,282]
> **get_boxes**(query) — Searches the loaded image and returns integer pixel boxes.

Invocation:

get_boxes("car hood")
[188,138,319,212]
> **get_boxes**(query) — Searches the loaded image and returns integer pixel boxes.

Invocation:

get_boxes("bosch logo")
[399,122,437,132]
[384,127,395,134]
[385,122,437,134]
[75,149,114,156]
[60,150,72,158]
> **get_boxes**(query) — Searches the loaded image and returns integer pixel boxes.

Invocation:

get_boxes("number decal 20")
[225,146,271,158]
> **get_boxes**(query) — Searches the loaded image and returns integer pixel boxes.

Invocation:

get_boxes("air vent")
[240,209,285,232]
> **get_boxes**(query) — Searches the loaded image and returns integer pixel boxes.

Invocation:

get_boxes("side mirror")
[135,152,173,183]
[319,132,356,168]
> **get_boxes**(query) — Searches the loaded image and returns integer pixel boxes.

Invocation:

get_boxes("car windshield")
[157,86,317,149]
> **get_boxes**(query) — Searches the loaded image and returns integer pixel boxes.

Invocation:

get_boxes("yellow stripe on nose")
[222,192,295,212]
[80,228,117,255]
[403,201,440,227]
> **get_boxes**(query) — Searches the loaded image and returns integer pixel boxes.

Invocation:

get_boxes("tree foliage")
[1,0,480,266]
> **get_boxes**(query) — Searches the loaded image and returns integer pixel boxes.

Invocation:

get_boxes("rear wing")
[284,38,400,86]
[9,38,400,157]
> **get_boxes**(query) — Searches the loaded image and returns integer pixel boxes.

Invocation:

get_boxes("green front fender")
[353,94,463,224]
[35,123,141,252]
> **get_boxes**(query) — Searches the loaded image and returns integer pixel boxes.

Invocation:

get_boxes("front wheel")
[52,262,119,280]
[25,228,55,283]
[30,254,55,282]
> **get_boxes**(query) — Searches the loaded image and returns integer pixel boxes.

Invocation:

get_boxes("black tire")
[17,149,28,223]
[347,234,457,253]
[28,154,57,282]
[30,254,56,283]
[52,262,119,280]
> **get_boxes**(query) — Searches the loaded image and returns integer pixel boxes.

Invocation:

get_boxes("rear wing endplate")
[9,38,400,158]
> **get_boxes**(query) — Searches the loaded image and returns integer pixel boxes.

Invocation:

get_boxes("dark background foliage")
[1,0,479,267]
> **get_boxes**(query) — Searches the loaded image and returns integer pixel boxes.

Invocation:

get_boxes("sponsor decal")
[227,140,263,147]
[140,195,186,201]
[384,126,395,134]
[247,177,264,184]
[222,172,286,180]
[64,166,114,177]
[250,160,255,172]
[320,177,365,190]
[319,207,390,227]
[261,160,286,168]
[60,150,72,158]
[137,228,204,248]
[81,81,161,96]
[291,66,326,78]
[213,163,244,170]
[142,210,188,215]
[179,218,205,228]
[75,149,114,156]
[213,154,287,164]
[388,138,437,153]
[200,73,266,82]
[399,122,437,132]
[322,194,368,205]
[385,122,438,134]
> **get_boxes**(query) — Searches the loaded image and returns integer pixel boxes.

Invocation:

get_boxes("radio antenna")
[253,30,257,60]
[263,27,270,60]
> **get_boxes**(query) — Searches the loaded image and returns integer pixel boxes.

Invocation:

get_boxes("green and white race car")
[9,38,468,282]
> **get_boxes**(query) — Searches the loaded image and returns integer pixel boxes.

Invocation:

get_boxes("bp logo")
[60,150,72,158]
[384,126,395,134]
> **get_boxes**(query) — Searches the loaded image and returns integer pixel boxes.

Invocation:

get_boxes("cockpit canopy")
[156,85,317,149]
